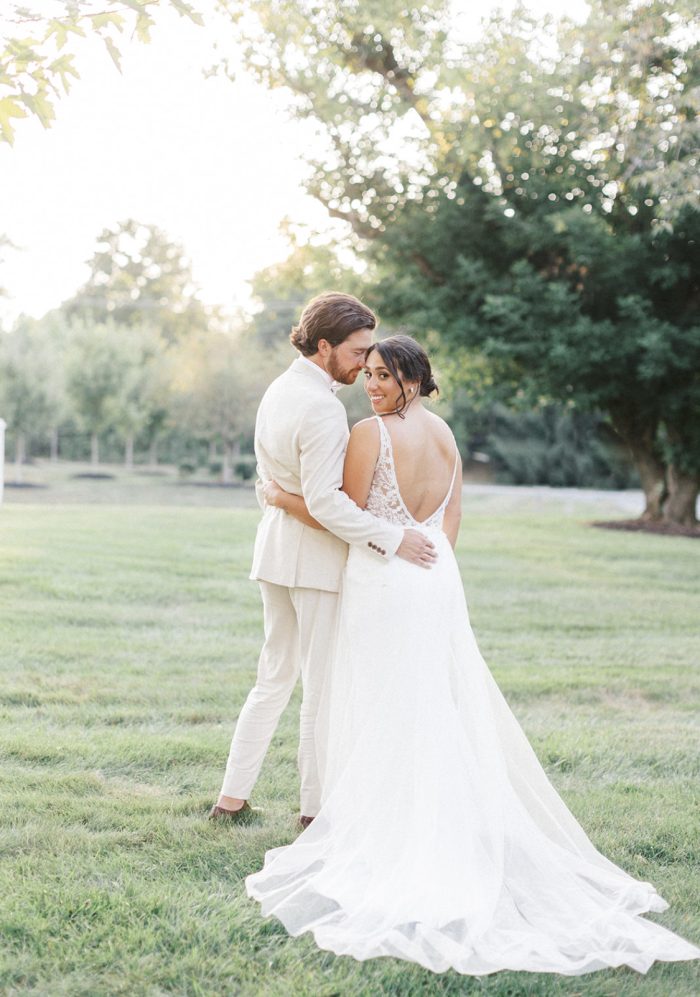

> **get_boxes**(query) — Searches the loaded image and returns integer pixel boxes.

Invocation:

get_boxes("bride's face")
[364,353,414,414]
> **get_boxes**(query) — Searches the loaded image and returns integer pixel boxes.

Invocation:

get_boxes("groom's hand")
[396,529,437,568]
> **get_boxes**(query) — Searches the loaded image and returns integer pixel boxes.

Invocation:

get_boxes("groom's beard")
[327,350,362,385]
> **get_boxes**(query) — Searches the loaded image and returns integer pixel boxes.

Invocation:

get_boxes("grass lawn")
[1,473,699,996]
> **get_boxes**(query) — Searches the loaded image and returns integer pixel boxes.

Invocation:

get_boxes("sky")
[0,0,590,328]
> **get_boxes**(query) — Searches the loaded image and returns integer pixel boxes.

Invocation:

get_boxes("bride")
[246,334,699,976]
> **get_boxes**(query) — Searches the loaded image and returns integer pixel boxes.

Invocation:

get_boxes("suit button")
[380,548,386,555]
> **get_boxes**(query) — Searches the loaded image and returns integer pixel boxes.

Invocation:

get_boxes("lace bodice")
[365,415,459,529]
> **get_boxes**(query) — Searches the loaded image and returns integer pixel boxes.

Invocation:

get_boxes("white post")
[0,418,5,505]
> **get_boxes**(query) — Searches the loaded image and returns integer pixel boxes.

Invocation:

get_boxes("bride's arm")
[342,419,381,510]
[262,480,326,531]
[263,417,380,528]
[442,451,463,549]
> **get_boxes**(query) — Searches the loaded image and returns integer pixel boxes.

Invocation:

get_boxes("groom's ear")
[317,338,332,358]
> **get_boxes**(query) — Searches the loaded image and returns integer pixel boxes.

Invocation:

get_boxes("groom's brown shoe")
[208,802,261,822]
[298,815,315,831]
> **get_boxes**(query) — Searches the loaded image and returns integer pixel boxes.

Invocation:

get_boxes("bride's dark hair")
[366,335,438,417]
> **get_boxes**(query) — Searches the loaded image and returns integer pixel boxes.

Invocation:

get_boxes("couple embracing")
[210,292,698,977]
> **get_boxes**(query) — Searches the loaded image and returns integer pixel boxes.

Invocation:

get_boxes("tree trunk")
[609,408,666,520]
[91,432,99,467]
[661,419,699,527]
[148,438,158,466]
[125,434,134,470]
[222,445,233,484]
[50,427,59,462]
[14,431,25,484]
[222,438,241,485]
[663,465,699,527]
[629,443,668,521]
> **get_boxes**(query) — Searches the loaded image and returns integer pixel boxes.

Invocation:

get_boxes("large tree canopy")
[219,0,700,524]
[217,0,698,228]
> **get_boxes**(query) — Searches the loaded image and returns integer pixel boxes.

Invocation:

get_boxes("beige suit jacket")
[250,357,404,592]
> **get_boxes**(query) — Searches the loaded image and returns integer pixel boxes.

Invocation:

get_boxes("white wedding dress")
[246,416,699,976]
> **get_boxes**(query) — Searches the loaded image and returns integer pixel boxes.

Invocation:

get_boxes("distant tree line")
[0,217,635,493]
[0,221,285,483]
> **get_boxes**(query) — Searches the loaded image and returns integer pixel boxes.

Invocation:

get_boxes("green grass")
[1,478,699,996]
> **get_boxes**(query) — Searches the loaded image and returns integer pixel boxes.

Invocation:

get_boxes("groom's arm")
[262,481,326,531]
[298,404,403,557]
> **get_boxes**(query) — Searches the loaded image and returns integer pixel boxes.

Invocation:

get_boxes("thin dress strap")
[445,445,460,506]
[374,414,393,463]
[374,414,389,442]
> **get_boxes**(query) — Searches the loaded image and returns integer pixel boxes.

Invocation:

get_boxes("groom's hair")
[290,291,377,356]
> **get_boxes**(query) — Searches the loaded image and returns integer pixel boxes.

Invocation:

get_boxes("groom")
[210,291,437,826]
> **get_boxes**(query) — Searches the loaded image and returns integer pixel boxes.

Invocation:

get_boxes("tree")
[0,234,16,301]
[219,0,698,229]
[216,0,451,236]
[110,324,171,467]
[0,315,66,480]
[248,226,369,349]
[0,0,203,144]
[61,221,219,464]
[29,309,74,460]
[65,318,130,465]
[220,0,700,524]
[63,219,212,343]
[170,331,280,482]
[375,181,699,524]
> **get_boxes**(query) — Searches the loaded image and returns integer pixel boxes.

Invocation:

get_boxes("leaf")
[93,13,126,32]
[19,90,55,128]
[103,36,122,73]
[169,0,205,26]
[47,19,68,50]
[49,53,80,94]
[0,95,28,144]
[46,18,86,49]
[135,13,154,44]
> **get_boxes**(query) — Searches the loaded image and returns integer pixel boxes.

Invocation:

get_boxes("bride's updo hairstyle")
[367,335,438,417]
[290,291,377,356]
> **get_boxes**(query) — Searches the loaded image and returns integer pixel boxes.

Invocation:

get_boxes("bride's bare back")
[380,408,457,523]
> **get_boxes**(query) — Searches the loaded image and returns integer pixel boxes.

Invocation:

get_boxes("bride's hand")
[263,479,287,508]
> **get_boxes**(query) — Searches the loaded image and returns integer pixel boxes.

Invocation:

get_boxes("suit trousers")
[220,581,339,816]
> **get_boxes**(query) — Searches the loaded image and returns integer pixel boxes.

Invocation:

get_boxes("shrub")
[235,457,256,481]
[484,405,639,489]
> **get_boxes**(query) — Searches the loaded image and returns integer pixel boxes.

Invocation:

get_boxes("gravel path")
[461,483,647,516]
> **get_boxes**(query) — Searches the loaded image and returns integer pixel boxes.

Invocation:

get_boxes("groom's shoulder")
[259,361,300,403]
[266,360,330,397]
[259,359,338,416]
